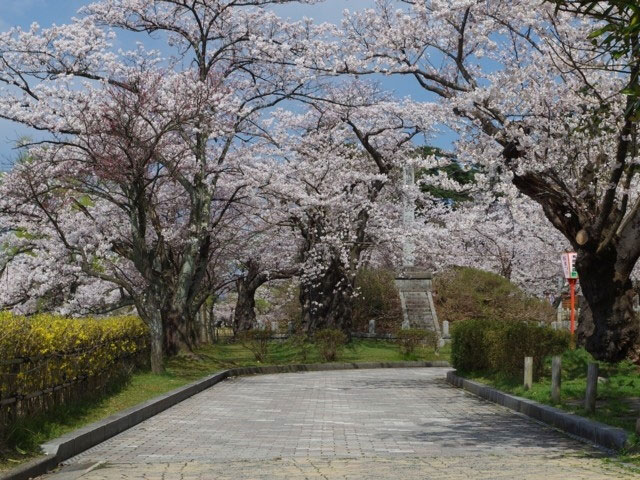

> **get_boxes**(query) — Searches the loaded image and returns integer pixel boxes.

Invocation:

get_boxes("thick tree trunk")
[162,309,197,355]
[196,309,211,344]
[576,247,639,362]
[511,168,640,362]
[144,303,165,374]
[299,260,354,334]
[135,292,167,374]
[233,279,258,335]
[232,260,296,336]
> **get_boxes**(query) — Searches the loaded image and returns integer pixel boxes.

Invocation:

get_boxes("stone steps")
[394,278,440,336]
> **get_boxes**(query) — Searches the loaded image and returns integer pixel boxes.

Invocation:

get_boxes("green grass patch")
[461,348,640,432]
[1,338,448,471]
[459,348,640,464]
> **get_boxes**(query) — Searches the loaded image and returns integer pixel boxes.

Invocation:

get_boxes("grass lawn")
[459,348,640,464]
[1,338,449,471]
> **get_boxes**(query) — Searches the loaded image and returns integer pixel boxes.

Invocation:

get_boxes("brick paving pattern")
[42,368,637,479]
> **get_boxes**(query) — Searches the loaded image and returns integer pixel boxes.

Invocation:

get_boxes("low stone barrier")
[1,360,449,480]
[446,371,628,451]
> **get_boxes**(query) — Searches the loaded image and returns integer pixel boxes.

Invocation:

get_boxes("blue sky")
[0,1,450,168]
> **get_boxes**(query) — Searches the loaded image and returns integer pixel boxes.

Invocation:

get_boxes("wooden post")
[524,357,533,390]
[551,356,562,403]
[585,363,598,413]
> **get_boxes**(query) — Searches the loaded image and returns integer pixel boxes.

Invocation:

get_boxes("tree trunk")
[232,260,297,336]
[196,309,210,344]
[511,169,640,361]
[148,307,165,374]
[233,278,259,335]
[162,309,197,355]
[576,247,639,362]
[299,260,354,335]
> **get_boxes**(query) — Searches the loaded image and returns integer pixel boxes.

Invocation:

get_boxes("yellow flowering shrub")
[0,313,148,417]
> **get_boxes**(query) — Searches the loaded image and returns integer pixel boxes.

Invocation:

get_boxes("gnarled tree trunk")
[299,259,355,334]
[576,246,639,362]
[233,260,297,335]
[234,278,259,335]
[162,309,198,355]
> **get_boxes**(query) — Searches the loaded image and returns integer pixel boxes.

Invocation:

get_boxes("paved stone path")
[42,368,637,479]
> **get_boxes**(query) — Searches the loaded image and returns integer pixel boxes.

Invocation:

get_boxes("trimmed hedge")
[0,312,148,440]
[434,267,555,326]
[451,318,570,379]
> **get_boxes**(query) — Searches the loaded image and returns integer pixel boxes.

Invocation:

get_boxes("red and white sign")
[561,252,578,280]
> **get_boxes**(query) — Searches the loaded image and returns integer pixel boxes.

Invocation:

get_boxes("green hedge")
[434,267,555,326]
[451,318,570,378]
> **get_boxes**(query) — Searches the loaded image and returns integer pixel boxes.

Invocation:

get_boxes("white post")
[442,320,450,338]
[402,164,415,268]
[524,357,533,390]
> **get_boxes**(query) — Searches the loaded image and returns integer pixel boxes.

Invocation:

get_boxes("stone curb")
[445,371,629,451]
[1,360,449,480]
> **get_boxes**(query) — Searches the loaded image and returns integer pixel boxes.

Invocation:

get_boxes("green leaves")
[587,24,616,40]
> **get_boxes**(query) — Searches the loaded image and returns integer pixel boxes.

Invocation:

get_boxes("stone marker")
[442,320,450,337]
[369,319,376,335]
[585,363,598,413]
[402,319,410,330]
[524,357,533,390]
[551,356,561,403]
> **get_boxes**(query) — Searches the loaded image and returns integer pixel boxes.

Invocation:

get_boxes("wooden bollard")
[585,363,598,413]
[551,356,561,403]
[524,357,533,390]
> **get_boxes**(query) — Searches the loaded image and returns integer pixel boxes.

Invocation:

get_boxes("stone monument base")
[395,268,440,337]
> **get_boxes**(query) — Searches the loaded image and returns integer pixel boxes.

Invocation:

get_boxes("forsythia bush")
[0,312,148,406]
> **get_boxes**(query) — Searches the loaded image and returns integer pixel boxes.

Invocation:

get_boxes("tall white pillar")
[402,164,416,268]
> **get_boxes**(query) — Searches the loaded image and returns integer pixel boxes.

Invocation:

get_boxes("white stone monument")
[395,163,441,338]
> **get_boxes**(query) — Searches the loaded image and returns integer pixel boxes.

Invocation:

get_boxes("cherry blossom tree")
[0,229,128,316]
[305,0,640,361]
[0,0,320,372]
[228,208,301,335]
[416,192,569,298]
[250,82,438,333]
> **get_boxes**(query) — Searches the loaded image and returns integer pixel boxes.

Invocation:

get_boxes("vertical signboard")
[560,252,578,336]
